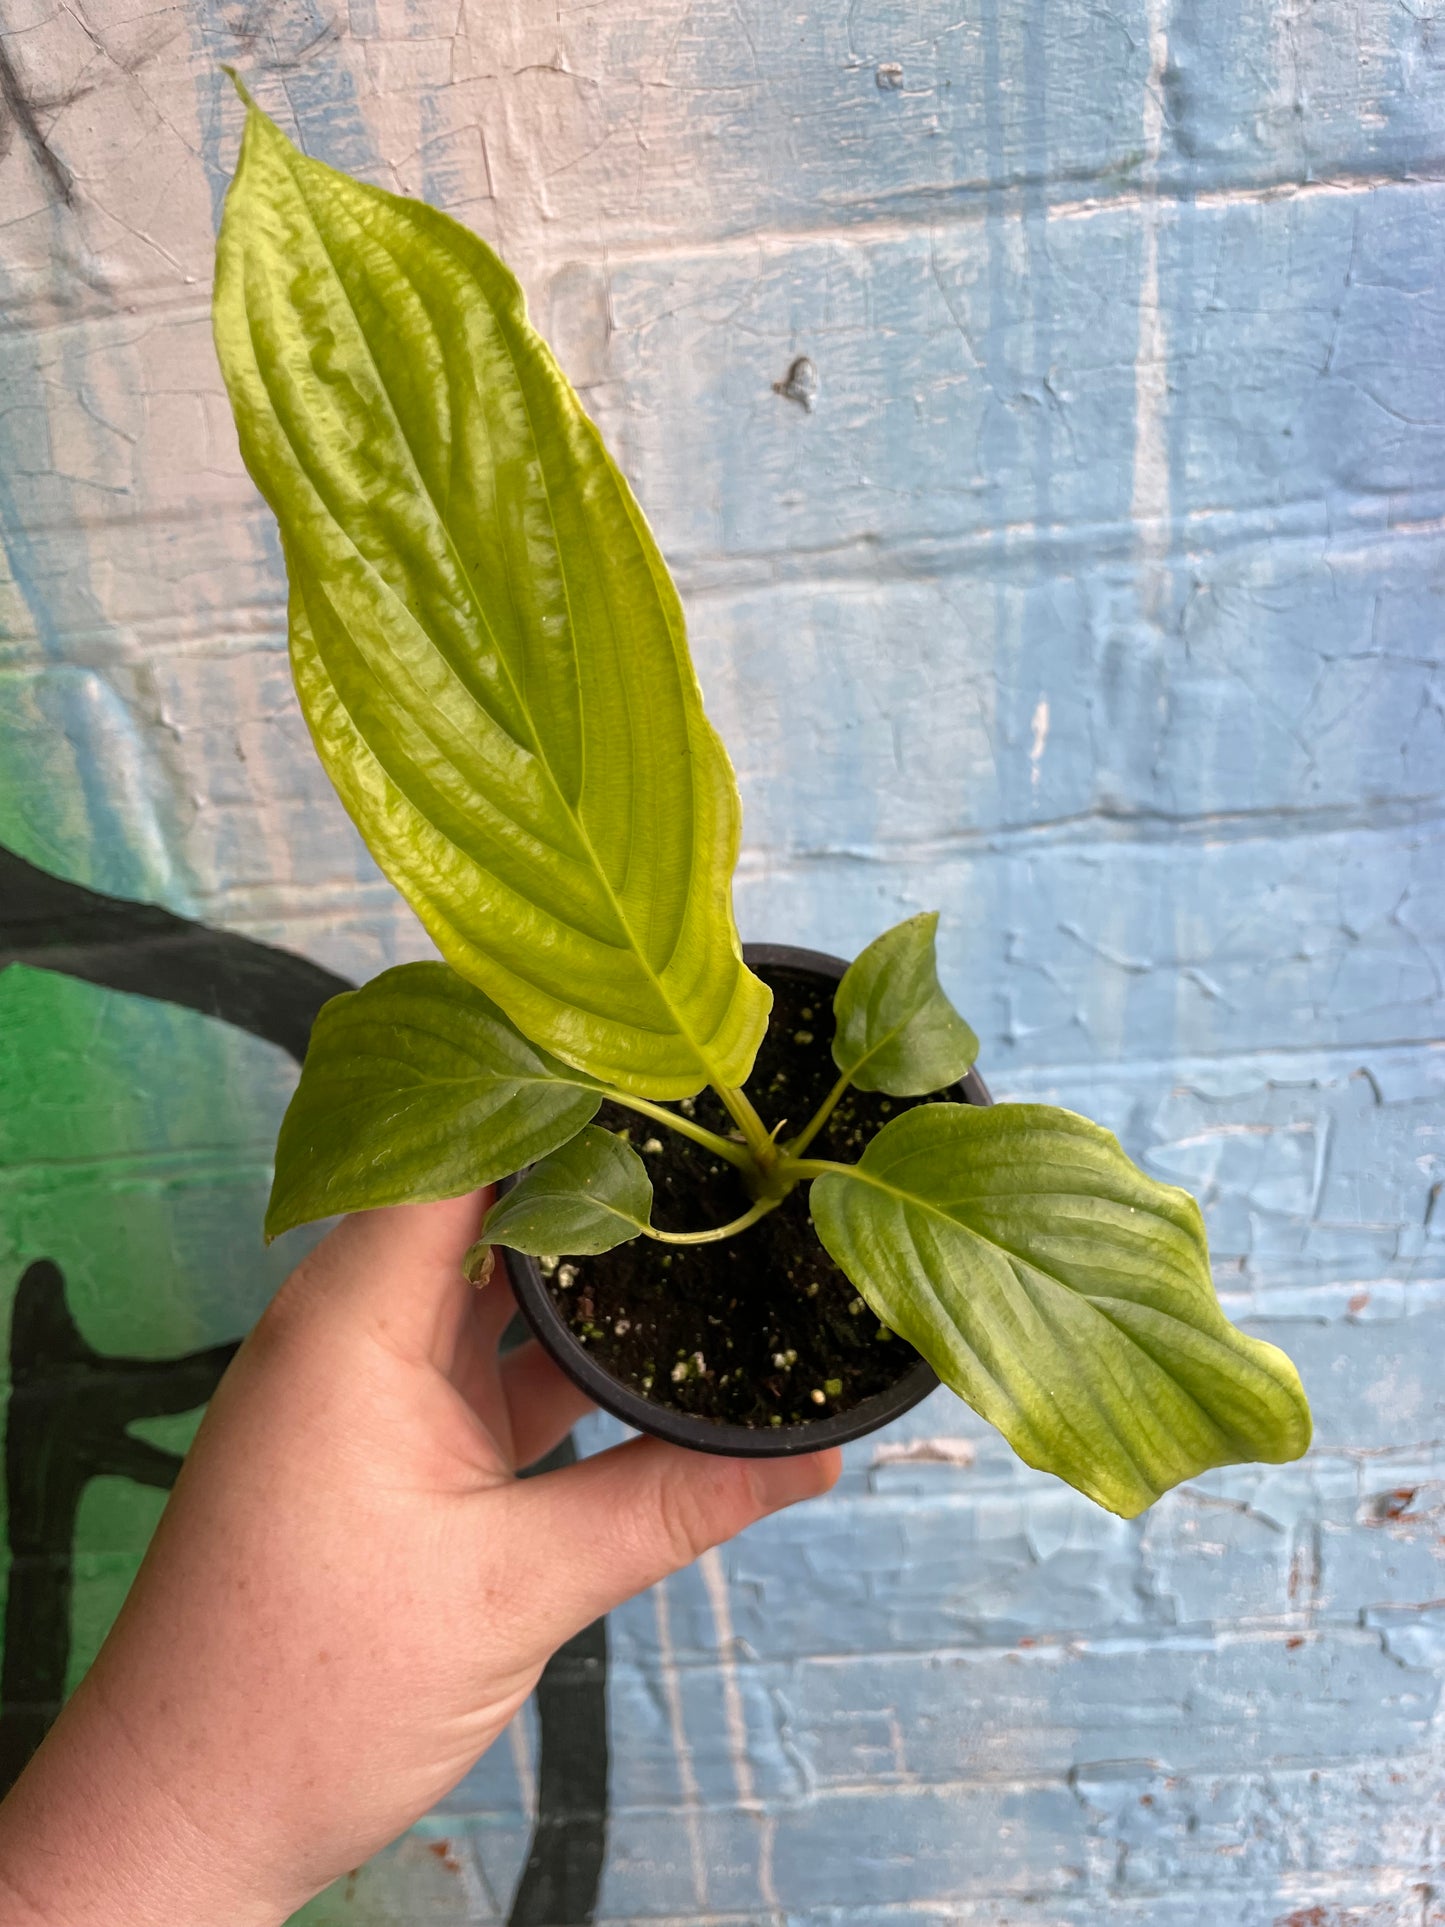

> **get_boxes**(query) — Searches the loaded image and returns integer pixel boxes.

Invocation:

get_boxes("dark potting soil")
[541,963,964,1429]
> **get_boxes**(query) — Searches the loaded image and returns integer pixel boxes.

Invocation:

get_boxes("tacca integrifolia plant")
[213,87,1311,1518]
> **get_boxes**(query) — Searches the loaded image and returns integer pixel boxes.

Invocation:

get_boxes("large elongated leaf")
[267,961,601,1237]
[213,97,769,1099]
[833,912,978,1095]
[810,1104,1312,1517]
[479,1127,652,1257]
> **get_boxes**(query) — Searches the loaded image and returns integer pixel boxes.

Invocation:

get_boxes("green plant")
[213,88,1311,1518]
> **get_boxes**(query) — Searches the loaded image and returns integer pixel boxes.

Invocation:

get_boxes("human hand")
[0,1193,839,1926]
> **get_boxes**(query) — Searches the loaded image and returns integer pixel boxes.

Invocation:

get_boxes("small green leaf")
[833,912,979,1095]
[480,1127,652,1257]
[213,100,769,1100]
[810,1104,1312,1517]
[266,961,602,1238]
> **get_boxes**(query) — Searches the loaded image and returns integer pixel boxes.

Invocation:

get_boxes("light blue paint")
[2,0,1442,1919]
[0,310,154,896]
[189,0,379,224]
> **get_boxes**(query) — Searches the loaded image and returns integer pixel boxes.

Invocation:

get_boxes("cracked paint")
[2,0,1443,1922]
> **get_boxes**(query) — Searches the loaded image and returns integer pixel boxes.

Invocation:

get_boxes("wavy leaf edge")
[810,1101,1312,1516]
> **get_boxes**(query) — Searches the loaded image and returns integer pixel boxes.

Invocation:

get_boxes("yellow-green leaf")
[266,962,601,1238]
[213,98,769,1099]
[479,1127,652,1257]
[833,912,978,1095]
[810,1103,1312,1517]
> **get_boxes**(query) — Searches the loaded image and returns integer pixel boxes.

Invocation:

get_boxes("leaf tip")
[220,64,257,110]
[1111,1494,1155,1522]
[464,1241,496,1287]
[262,1202,297,1244]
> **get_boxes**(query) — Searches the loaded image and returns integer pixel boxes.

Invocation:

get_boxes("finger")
[445,1271,522,1458]
[500,1341,595,1468]
[275,1192,489,1364]
[490,1436,841,1652]
[468,1264,520,1352]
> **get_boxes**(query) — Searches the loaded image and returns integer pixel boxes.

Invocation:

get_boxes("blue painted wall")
[0,0,1441,1919]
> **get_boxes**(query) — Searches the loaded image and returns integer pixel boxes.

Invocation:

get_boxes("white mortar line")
[5,161,1436,350]
[652,1576,709,1910]
[1130,0,1173,625]
[700,1545,779,1908]
[1029,696,1050,791]
[506,1706,537,1828]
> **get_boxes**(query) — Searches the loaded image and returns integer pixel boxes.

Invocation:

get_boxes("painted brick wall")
[0,1,1441,1921]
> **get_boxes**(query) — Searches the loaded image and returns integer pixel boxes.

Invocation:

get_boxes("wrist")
[0,1678,290,1927]
[0,1862,54,1927]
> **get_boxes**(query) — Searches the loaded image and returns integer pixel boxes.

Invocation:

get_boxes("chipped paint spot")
[872,1437,978,1469]
[4,0,1444,1917]
[1029,697,1050,790]
[772,355,819,413]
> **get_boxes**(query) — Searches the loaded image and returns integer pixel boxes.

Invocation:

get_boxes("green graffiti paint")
[0,956,304,1749]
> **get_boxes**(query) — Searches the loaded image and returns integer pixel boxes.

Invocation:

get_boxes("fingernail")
[750,1449,840,1513]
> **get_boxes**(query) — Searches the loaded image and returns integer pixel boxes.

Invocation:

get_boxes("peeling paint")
[2,0,1442,1921]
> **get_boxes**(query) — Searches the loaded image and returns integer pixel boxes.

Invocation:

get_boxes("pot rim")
[507,942,991,1458]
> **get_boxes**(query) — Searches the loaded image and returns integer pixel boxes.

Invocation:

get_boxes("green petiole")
[641,1194,783,1245]
[774,1156,851,1185]
[600,1090,753,1170]
[782,1070,855,1160]
[715,1084,780,1170]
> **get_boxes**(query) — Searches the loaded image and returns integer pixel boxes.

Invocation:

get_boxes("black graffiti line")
[510,1434,609,1926]
[0,843,609,1921]
[0,35,75,206]
[0,847,350,1065]
[0,1259,239,1796]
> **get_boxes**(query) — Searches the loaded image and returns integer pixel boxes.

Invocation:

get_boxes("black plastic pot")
[509,943,992,1458]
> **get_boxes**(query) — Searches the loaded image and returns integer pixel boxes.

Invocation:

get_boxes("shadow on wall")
[0,845,608,1925]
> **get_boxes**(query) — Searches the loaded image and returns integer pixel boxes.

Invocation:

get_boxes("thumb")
[274,1191,490,1362]
[493,1436,841,1651]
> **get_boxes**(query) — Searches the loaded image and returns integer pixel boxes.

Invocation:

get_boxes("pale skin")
[0,1191,839,1926]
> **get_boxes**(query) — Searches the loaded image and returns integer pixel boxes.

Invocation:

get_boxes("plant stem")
[716,1085,778,1169]
[783,1070,853,1159]
[602,1091,752,1170]
[773,1155,855,1185]
[641,1194,782,1245]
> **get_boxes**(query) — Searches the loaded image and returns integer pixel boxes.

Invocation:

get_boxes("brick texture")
[0,0,1441,1921]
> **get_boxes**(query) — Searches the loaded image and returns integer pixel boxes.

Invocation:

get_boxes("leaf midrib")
[874,1203,1161,1499]
[840,988,974,1090]
[320,1009,601,1086]
[825,1162,1214,1345]
[840,964,928,1083]
[306,1066,597,1099]
[261,134,721,1085]
[839,1012,913,1084]
[828,1169,1224,1489]
[502,1188,648,1234]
